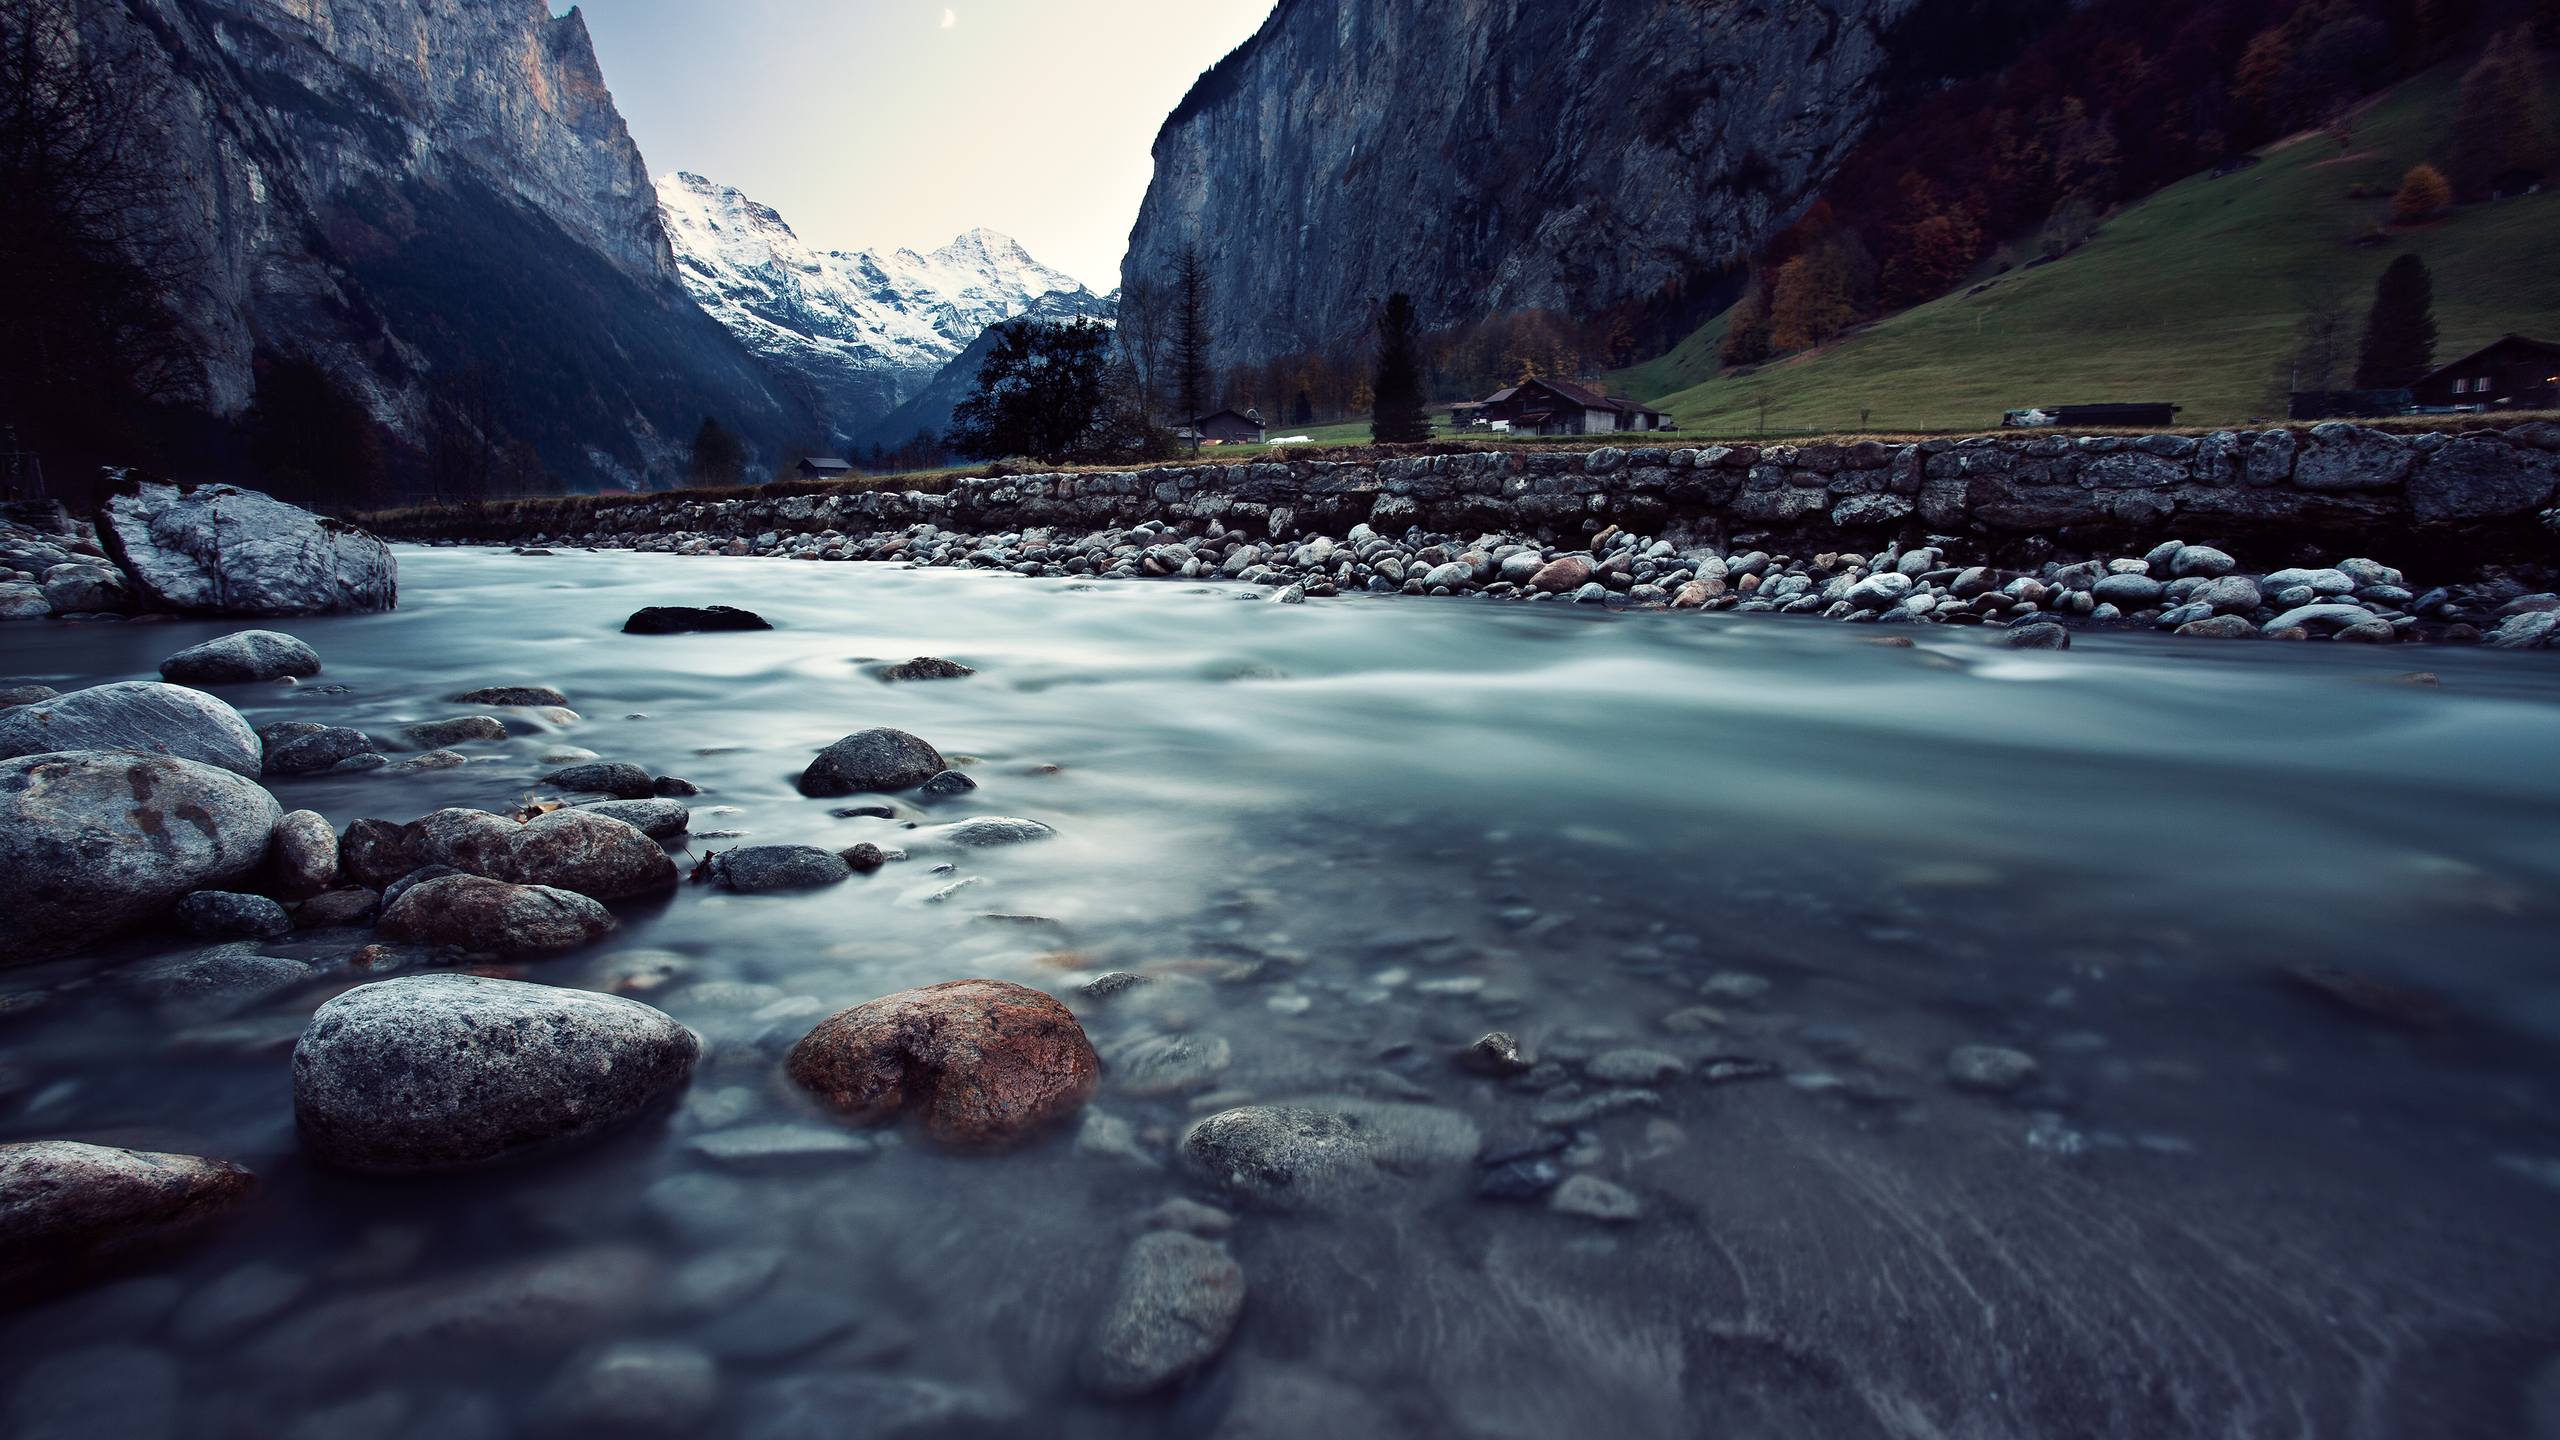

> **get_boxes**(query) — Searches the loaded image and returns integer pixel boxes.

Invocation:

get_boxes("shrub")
[2390,164,2453,224]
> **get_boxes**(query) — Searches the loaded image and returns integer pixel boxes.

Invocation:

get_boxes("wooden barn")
[2409,335,2560,412]
[1473,379,1671,436]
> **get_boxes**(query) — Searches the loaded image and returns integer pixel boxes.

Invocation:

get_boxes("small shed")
[2409,335,2560,411]
[1190,408,1266,445]
[795,456,855,480]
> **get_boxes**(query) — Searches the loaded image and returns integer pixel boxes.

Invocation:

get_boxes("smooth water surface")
[5,547,2560,1438]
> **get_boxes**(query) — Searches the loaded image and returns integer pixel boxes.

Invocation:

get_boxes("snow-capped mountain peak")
[655,171,1102,441]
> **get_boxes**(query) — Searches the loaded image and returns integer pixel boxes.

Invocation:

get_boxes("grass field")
[1605,60,2560,435]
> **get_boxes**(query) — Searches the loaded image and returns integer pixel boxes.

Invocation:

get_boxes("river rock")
[0,683,60,708]
[877,656,975,682]
[797,727,947,796]
[586,798,690,839]
[100,479,396,615]
[2176,615,2258,639]
[0,681,262,777]
[1550,1173,1643,1222]
[509,809,678,899]
[158,630,322,685]
[708,845,850,892]
[122,944,314,1019]
[624,605,770,634]
[337,817,412,887]
[2003,622,2070,650]
[0,581,48,619]
[545,760,655,798]
[175,889,293,941]
[1528,555,1592,593]
[1178,1100,1479,1212]
[402,715,506,748]
[786,978,1099,1147]
[1946,1044,2040,1093]
[526,1342,721,1437]
[294,887,379,929]
[294,974,698,1172]
[256,721,378,776]
[451,685,568,707]
[250,1246,658,1377]
[41,562,129,613]
[935,815,1056,847]
[376,874,617,956]
[398,808,519,878]
[2261,603,2379,636]
[0,1140,256,1297]
[1080,1231,1246,1397]
[2090,573,2164,607]
[267,809,338,898]
[0,752,281,964]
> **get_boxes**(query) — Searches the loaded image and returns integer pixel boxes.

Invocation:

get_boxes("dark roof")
[1481,377,1664,416]
[2421,333,2560,380]
[1191,408,1264,428]
[797,456,853,470]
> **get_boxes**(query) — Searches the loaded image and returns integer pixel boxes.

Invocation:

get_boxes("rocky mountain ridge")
[88,0,811,488]
[657,172,1106,444]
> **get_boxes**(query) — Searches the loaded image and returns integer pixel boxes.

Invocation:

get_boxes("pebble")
[1946,1044,2041,1094]
[1549,1174,1643,1222]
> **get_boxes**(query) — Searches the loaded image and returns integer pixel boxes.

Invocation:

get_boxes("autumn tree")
[687,416,745,487]
[1719,280,1774,367]
[1369,293,1431,445]
[1769,240,1864,354]
[2354,253,2438,388]
[946,317,1172,464]
[2391,163,2453,223]
[2448,29,2553,198]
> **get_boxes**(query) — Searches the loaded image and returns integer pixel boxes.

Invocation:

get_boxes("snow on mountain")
[656,171,1101,440]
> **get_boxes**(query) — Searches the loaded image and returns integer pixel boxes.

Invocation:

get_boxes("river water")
[5,546,2560,1439]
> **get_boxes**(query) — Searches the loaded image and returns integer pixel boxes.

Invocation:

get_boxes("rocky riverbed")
[2,545,2558,1439]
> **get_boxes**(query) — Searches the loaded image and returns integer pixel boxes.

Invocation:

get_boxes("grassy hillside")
[1611,61,2560,436]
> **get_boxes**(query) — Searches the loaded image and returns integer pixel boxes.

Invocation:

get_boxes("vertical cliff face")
[1122,0,1924,368]
[91,0,810,488]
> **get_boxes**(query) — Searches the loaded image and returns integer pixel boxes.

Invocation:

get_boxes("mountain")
[656,173,1107,444]
[73,0,813,489]
[1122,0,2069,369]
[850,290,1121,453]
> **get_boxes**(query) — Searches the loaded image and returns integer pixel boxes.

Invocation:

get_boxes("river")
[5,545,2559,1438]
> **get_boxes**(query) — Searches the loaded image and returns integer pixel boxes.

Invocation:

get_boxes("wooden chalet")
[2409,335,2560,412]
[1472,378,1671,436]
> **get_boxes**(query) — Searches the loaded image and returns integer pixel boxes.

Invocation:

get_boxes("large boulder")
[267,809,339,898]
[508,809,678,899]
[376,873,617,956]
[0,681,262,777]
[255,721,379,776]
[0,751,281,964]
[99,480,396,616]
[293,974,699,1173]
[41,562,130,613]
[624,605,769,634]
[158,630,322,685]
[708,844,850,893]
[797,728,947,797]
[1080,1231,1246,1396]
[1177,1100,1479,1212]
[786,979,1099,1147]
[0,1141,256,1298]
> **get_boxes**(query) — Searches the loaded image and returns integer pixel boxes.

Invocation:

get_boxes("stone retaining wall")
[387,424,2560,567]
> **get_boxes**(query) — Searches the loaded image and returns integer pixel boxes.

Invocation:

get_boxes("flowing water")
[5,546,2560,1439]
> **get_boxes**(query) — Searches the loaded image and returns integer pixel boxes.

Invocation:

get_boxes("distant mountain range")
[656,173,1110,448]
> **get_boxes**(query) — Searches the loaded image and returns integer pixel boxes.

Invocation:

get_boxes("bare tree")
[0,0,202,480]
[1116,274,1166,414]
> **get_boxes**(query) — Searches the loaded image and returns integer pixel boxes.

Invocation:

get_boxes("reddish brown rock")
[378,874,615,956]
[786,979,1099,1148]
[1,1140,256,1299]
[1526,554,1593,594]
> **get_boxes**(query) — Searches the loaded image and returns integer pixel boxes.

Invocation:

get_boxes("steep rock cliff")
[89,0,809,488]
[1123,0,1933,367]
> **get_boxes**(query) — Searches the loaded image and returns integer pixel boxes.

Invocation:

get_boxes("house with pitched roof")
[1471,378,1672,436]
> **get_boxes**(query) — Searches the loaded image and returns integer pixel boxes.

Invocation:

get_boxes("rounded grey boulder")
[267,809,338,898]
[0,1140,257,1298]
[586,798,689,839]
[100,479,397,616]
[796,727,946,797]
[159,630,322,685]
[509,809,678,899]
[452,684,568,707]
[2003,622,2071,650]
[708,844,850,892]
[293,974,699,1173]
[545,760,656,799]
[1178,1100,1477,1212]
[256,721,377,776]
[175,889,293,941]
[0,751,281,964]
[0,681,262,777]
[1080,1231,1246,1396]
[377,873,617,956]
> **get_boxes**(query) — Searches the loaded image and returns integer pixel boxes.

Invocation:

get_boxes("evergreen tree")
[1369,293,1431,445]
[1171,246,1214,427]
[2354,254,2438,388]
[1291,389,1314,426]
[945,317,1171,464]
[687,416,746,487]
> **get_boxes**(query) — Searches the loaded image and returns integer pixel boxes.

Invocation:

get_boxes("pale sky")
[572,0,1274,292]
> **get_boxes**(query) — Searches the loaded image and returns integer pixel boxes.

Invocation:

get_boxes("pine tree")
[687,416,745,487]
[1370,293,1431,445]
[1171,246,1213,429]
[2354,254,2438,388]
